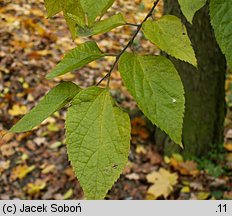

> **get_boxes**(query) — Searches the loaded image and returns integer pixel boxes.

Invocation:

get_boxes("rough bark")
[155,0,226,158]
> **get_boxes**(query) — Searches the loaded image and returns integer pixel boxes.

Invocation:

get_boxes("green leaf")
[119,52,185,146]
[80,0,115,25]
[46,41,105,79]
[142,15,197,66]
[77,13,126,37]
[44,0,63,17]
[63,0,85,38]
[10,82,80,133]
[210,0,232,68]
[178,0,207,24]
[66,87,131,199]
[44,0,85,38]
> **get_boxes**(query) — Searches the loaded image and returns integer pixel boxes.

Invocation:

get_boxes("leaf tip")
[179,142,184,149]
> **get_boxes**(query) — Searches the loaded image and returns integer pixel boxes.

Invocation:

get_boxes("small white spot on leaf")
[172,98,177,103]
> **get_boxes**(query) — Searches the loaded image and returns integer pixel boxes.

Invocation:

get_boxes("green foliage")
[80,0,115,25]
[77,13,126,37]
[10,82,80,133]
[44,0,85,38]
[63,0,85,38]
[197,159,224,178]
[119,53,185,146]
[210,0,232,68]
[178,0,207,24]
[46,41,105,79]
[66,87,130,199]
[142,15,197,66]
[44,0,63,17]
[11,0,232,199]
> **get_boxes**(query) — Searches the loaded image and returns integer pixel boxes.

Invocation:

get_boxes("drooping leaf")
[44,0,85,38]
[80,0,115,25]
[119,52,185,146]
[142,15,197,66]
[63,0,85,38]
[77,13,126,37]
[46,41,105,79]
[210,0,232,68]
[44,0,63,17]
[66,87,131,199]
[10,82,80,133]
[178,0,207,24]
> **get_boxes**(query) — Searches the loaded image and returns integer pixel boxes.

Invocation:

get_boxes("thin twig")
[125,22,140,27]
[96,0,160,86]
[105,53,118,57]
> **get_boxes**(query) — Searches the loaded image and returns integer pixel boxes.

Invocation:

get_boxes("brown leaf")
[170,159,199,176]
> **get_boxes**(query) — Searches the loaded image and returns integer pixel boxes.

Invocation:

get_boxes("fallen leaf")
[25,180,46,195]
[190,182,203,190]
[224,143,232,152]
[11,164,35,180]
[0,131,14,145]
[34,137,46,146]
[50,141,63,149]
[224,191,232,199]
[21,153,29,161]
[8,104,28,116]
[125,173,140,180]
[181,186,190,193]
[196,192,210,200]
[148,150,162,165]
[47,123,59,132]
[146,168,178,199]
[0,160,11,173]
[63,189,73,200]
[0,142,17,157]
[41,164,55,174]
[131,117,150,140]
[226,153,232,162]
[170,159,199,176]
[135,145,147,154]
[164,156,171,164]
[64,167,76,180]
[172,153,184,162]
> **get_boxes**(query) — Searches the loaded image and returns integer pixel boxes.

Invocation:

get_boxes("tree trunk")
[155,0,226,158]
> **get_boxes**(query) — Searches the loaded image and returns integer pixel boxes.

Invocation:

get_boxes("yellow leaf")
[146,168,178,199]
[196,192,210,200]
[136,145,147,154]
[41,164,55,174]
[11,165,35,180]
[8,104,28,116]
[63,189,73,200]
[47,123,59,132]
[224,143,232,152]
[181,186,190,193]
[25,181,46,195]
[172,153,184,162]
[164,156,170,164]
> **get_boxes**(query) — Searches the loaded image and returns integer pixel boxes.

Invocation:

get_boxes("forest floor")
[0,0,232,200]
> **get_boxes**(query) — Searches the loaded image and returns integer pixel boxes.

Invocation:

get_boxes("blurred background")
[0,0,232,200]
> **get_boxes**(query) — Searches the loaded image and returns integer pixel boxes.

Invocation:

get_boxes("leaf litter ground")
[0,0,232,200]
